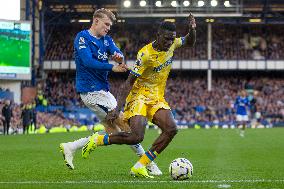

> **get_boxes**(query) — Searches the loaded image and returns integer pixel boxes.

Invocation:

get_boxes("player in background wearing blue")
[59,8,162,175]
[234,90,250,137]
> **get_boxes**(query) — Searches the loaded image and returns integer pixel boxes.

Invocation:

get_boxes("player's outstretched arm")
[112,63,128,72]
[184,13,196,47]
[106,74,137,123]
[112,52,124,64]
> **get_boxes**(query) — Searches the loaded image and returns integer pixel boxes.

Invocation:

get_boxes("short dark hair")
[158,21,176,32]
[93,8,116,22]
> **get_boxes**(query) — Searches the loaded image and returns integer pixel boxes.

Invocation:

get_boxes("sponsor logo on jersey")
[153,58,173,72]
[97,49,108,60]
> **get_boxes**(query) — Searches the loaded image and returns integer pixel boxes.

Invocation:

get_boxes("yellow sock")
[138,150,158,166]
[96,134,109,146]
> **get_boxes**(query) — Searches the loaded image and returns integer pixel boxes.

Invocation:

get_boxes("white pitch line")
[0,179,284,184]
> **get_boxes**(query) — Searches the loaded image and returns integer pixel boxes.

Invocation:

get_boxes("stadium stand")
[44,24,284,61]
[33,72,284,128]
[1,1,284,134]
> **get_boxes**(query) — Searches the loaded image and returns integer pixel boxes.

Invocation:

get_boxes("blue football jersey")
[234,96,250,115]
[74,30,123,93]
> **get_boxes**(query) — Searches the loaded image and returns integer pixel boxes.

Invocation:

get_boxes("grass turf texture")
[0,129,283,189]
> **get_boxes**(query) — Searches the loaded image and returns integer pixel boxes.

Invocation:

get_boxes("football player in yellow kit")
[82,13,196,178]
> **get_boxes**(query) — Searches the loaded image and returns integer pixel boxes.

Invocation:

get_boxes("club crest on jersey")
[104,40,109,46]
[153,58,173,72]
[97,49,108,60]
[79,37,85,45]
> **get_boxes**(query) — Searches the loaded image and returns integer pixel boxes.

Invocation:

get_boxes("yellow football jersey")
[123,37,185,121]
[127,37,185,103]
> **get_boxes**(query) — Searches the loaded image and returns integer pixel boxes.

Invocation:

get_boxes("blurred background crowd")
[1,19,284,134]
[44,24,284,61]
[1,71,283,134]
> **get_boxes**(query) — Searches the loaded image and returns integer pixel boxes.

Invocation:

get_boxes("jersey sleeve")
[234,97,239,109]
[74,33,113,71]
[130,48,148,77]
[107,36,124,56]
[173,37,185,50]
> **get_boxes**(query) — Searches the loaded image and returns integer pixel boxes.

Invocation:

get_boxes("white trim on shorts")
[236,114,249,122]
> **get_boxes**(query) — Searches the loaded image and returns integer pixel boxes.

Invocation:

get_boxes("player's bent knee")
[128,134,144,144]
[170,127,178,137]
[164,125,178,138]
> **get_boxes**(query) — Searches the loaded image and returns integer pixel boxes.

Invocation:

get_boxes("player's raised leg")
[84,109,175,177]
[83,115,155,178]
[60,93,110,170]
[60,137,89,169]
[61,92,161,174]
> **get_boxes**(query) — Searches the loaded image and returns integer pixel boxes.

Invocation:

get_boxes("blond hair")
[93,8,116,22]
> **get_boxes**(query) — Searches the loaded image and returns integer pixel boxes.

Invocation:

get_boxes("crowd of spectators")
[44,23,284,61]
[1,71,283,132]
[36,111,79,129]
[212,25,284,60]
[43,72,82,108]
[164,73,284,126]
[39,72,284,126]
[3,22,284,133]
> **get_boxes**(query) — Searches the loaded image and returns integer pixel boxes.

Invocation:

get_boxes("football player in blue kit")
[59,8,162,175]
[234,90,250,137]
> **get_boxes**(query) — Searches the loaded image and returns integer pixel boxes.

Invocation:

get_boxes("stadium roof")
[42,0,284,24]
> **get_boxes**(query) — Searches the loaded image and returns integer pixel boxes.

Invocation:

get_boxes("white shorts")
[236,114,249,122]
[80,90,117,121]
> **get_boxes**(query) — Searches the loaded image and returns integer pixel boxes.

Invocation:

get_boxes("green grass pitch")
[0,128,284,189]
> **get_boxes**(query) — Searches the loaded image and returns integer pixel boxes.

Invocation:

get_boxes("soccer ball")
[169,158,193,180]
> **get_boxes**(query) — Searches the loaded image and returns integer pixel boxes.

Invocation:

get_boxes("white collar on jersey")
[88,29,101,39]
